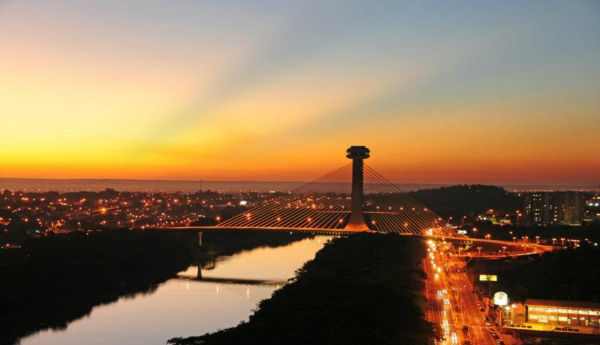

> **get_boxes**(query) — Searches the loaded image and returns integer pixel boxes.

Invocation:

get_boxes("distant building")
[526,299,600,328]
[46,227,72,235]
[522,192,585,226]
[585,195,600,223]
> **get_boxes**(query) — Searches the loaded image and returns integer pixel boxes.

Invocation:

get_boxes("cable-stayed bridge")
[167,146,553,255]
[176,146,456,237]
[216,163,454,236]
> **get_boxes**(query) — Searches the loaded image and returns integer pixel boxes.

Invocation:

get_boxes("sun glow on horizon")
[1,1,599,186]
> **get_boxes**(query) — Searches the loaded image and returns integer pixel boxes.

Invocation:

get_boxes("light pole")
[477,246,482,257]
[552,238,557,246]
[535,236,540,244]
[502,246,507,254]
[561,238,565,246]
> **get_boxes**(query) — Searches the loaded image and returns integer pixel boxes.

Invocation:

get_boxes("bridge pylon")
[344,146,371,231]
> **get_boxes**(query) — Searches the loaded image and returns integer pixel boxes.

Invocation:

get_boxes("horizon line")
[0,177,599,191]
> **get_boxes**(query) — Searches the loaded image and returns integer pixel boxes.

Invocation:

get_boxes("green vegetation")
[169,233,440,345]
[467,245,600,302]
[0,229,307,345]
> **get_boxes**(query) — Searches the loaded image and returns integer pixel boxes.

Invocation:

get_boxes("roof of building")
[525,299,600,310]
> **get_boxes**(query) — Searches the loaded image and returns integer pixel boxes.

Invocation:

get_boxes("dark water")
[3,178,593,193]
[18,236,332,345]
[0,178,449,192]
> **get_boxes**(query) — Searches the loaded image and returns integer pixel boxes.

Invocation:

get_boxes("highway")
[425,240,507,345]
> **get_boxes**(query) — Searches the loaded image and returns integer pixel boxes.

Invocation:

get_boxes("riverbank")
[169,233,441,345]
[0,229,309,345]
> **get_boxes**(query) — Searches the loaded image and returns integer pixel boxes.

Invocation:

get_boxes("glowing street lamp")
[477,246,482,257]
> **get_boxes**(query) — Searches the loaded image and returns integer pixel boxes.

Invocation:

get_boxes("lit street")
[425,240,511,345]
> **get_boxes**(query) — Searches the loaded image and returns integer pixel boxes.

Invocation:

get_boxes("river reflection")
[19,236,332,345]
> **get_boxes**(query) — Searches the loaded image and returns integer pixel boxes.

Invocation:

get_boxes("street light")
[552,238,557,245]
[502,246,507,254]
[535,235,540,244]
[485,234,491,240]
[477,246,482,257]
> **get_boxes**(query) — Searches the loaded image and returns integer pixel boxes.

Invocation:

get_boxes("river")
[18,236,332,345]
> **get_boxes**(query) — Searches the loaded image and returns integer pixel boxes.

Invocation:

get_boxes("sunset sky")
[1,0,599,186]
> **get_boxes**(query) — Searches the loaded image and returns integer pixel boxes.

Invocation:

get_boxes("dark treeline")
[467,245,600,302]
[169,233,441,345]
[410,184,521,219]
[0,229,308,345]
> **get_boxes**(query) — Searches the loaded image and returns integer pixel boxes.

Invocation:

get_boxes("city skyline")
[1,0,599,186]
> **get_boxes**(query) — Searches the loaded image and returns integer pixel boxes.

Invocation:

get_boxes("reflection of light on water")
[18,236,334,345]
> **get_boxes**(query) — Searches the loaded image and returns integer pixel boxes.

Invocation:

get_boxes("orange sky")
[1,1,599,186]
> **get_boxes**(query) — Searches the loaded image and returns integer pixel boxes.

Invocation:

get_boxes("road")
[424,240,505,345]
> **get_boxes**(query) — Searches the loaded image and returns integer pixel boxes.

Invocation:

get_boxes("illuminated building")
[523,192,585,226]
[526,299,600,328]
